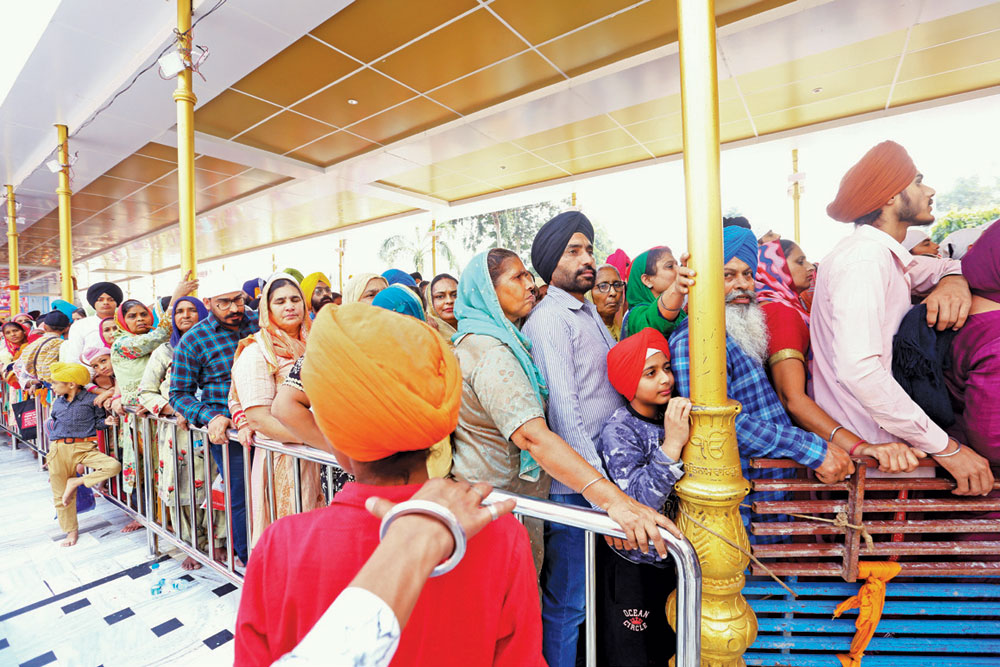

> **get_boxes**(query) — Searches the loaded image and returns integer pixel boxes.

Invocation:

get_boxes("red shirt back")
[235,481,545,666]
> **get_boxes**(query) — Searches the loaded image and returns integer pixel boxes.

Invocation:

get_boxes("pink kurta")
[810,224,962,454]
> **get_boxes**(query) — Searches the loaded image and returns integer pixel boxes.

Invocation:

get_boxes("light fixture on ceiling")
[499,165,507,170]
[347,99,359,105]
[45,151,78,173]
[811,87,823,94]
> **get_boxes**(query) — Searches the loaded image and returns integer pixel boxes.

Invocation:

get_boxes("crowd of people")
[2,139,998,666]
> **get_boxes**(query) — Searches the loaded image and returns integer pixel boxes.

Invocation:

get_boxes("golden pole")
[571,191,577,207]
[56,124,74,302]
[430,219,437,276]
[175,0,197,285]
[338,239,345,292]
[792,149,801,245]
[667,0,756,664]
[5,185,20,316]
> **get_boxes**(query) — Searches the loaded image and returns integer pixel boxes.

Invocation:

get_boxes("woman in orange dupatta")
[229,272,323,546]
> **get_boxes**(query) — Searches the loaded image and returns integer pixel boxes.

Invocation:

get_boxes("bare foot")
[61,530,78,547]
[120,520,143,533]
[61,477,85,506]
[181,556,202,571]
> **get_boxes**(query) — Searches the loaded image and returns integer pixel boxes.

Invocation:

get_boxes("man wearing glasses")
[591,265,625,341]
[170,277,259,566]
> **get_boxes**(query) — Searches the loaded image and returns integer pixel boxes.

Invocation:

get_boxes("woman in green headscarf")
[622,245,695,339]
[452,248,682,572]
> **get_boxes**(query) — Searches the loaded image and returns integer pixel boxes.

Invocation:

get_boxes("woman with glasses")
[590,264,625,341]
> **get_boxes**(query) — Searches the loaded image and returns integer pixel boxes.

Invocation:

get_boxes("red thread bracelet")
[849,440,867,456]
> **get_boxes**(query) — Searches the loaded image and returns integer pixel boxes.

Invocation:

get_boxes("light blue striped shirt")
[522,285,625,495]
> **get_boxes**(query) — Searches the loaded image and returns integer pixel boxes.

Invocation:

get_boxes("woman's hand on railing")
[104,415,119,427]
[237,426,254,449]
[856,441,925,474]
[110,397,125,416]
[604,492,682,559]
[95,388,115,409]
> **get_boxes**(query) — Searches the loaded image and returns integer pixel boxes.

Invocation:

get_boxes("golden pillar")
[174,0,197,284]
[337,239,345,292]
[5,185,20,316]
[430,219,437,276]
[667,0,757,664]
[56,124,75,302]
[791,149,801,245]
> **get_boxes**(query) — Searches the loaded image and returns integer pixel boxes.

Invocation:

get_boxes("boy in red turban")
[594,327,691,664]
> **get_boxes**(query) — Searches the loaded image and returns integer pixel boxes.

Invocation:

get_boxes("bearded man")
[669,226,853,506]
[300,272,336,317]
[814,140,992,495]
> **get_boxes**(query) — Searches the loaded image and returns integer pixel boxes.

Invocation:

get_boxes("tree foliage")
[378,224,459,275]
[929,206,1000,243]
[933,175,1000,214]
[448,198,616,275]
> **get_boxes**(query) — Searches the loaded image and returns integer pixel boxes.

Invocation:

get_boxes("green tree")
[934,175,1000,214]
[378,224,459,275]
[929,206,1000,243]
[450,198,617,274]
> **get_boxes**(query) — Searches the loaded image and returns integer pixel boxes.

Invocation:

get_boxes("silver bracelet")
[828,426,844,443]
[378,499,467,577]
[580,476,605,494]
[932,443,963,458]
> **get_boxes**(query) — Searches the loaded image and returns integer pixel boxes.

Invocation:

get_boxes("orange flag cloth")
[832,561,902,667]
[301,303,461,463]
[826,141,917,223]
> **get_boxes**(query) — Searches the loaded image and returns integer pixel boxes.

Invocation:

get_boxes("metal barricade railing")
[2,397,702,666]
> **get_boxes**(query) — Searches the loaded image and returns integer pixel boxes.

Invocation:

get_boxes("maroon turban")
[607,327,671,400]
[827,141,917,223]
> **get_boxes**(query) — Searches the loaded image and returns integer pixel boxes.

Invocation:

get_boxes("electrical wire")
[71,0,229,138]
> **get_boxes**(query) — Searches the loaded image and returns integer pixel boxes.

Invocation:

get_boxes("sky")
[81,91,1000,299]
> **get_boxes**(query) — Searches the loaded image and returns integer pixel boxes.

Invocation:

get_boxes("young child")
[622,246,695,339]
[595,327,692,666]
[47,362,122,546]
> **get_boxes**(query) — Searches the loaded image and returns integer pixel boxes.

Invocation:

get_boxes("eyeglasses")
[594,281,625,294]
[214,295,246,310]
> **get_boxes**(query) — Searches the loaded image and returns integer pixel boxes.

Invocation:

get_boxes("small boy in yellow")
[47,362,122,546]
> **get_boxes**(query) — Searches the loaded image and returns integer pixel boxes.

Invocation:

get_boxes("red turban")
[302,303,461,462]
[607,327,671,400]
[826,141,917,223]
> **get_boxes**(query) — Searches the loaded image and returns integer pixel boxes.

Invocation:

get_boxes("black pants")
[593,541,677,666]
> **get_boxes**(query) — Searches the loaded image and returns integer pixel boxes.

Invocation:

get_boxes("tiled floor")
[1,442,240,666]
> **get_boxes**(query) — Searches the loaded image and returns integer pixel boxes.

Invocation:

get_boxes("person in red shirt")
[235,303,544,666]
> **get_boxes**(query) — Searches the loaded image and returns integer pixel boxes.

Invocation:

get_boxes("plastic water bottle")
[170,578,196,593]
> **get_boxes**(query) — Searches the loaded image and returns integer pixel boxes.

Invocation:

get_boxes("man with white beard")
[667,226,853,533]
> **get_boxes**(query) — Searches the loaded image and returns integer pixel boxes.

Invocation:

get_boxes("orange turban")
[301,303,461,462]
[826,141,917,223]
[607,327,671,401]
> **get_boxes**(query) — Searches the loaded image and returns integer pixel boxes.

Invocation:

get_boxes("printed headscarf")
[756,240,810,325]
[233,272,311,376]
[170,296,209,348]
[962,220,1000,303]
[606,327,671,401]
[344,273,388,304]
[531,211,595,283]
[372,284,425,321]
[302,303,460,462]
[827,141,917,223]
[454,251,546,481]
[2,321,29,358]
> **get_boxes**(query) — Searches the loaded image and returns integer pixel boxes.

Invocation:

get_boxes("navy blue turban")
[530,211,595,283]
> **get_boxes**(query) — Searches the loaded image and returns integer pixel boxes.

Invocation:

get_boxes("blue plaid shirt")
[169,310,259,427]
[669,323,827,543]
